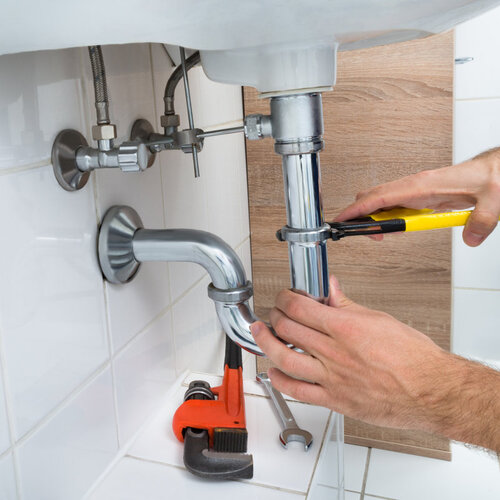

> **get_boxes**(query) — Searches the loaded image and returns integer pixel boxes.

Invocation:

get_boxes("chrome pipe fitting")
[97,205,270,355]
[270,93,330,303]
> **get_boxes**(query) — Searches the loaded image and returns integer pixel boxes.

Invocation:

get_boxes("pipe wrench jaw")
[172,338,253,479]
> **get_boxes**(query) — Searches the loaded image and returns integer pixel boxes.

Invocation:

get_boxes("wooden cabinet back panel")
[244,31,453,460]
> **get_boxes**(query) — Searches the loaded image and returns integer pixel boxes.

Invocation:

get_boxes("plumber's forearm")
[421,353,500,452]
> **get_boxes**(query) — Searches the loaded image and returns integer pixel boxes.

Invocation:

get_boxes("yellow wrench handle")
[370,208,500,232]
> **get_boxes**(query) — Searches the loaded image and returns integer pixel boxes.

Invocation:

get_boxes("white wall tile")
[242,351,257,380]
[161,148,209,301]
[203,133,250,248]
[96,167,170,352]
[366,443,500,500]
[0,48,86,171]
[0,166,108,439]
[455,6,500,100]
[0,39,252,495]
[314,444,367,493]
[172,277,225,376]
[237,238,253,280]
[0,366,10,454]
[452,226,500,289]
[79,44,171,352]
[188,65,244,129]
[113,310,176,445]
[0,453,17,500]
[452,288,500,361]
[89,456,303,500]
[18,368,118,500]
[308,485,358,500]
[453,98,500,164]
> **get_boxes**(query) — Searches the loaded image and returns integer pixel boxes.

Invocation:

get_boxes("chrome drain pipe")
[98,205,265,355]
[271,93,330,303]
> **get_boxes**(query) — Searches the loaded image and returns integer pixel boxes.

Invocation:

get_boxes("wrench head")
[279,428,313,451]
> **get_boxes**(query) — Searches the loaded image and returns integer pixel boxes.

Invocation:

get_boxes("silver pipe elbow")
[97,205,267,355]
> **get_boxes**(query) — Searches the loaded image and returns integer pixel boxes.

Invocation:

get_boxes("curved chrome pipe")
[133,229,245,290]
[97,205,266,355]
[163,51,201,116]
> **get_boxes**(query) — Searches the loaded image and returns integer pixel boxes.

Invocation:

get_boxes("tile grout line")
[124,454,306,496]
[0,159,51,177]
[361,494,399,500]
[10,359,112,450]
[83,370,189,499]
[82,40,123,450]
[148,42,181,377]
[0,325,23,499]
[304,411,334,497]
[360,447,372,499]
[455,96,500,103]
[102,281,122,447]
[454,286,500,293]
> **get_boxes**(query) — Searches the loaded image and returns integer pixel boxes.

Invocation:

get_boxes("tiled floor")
[86,372,500,500]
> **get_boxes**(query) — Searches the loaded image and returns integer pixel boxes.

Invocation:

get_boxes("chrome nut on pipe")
[92,123,117,141]
[244,114,272,141]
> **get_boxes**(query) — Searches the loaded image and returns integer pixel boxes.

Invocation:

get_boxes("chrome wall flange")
[98,205,143,284]
[52,129,90,192]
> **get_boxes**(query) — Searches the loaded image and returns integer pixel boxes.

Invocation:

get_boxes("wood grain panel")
[244,32,453,460]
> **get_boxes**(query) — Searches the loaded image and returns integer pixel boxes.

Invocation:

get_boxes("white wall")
[0,43,254,499]
[453,7,500,366]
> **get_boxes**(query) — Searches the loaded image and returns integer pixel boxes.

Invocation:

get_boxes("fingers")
[327,275,353,309]
[463,203,499,246]
[269,308,330,357]
[250,321,326,382]
[334,172,431,222]
[267,367,328,407]
[274,279,358,335]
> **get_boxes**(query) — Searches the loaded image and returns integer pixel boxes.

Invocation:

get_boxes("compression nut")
[92,123,117,141]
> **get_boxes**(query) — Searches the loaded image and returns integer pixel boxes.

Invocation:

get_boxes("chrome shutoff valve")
[117,142,149,172]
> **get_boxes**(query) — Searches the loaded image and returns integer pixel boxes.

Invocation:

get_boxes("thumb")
[328,275,353,308]
[463,205,498,247]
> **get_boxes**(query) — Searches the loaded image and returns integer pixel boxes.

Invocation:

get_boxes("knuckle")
[274,316,289,335]
[470,210,498,232]
[356,189,369,200]
[280,354,299,374]
[290,383,309,402]
[286,297,303,319]
[486,165,500,195]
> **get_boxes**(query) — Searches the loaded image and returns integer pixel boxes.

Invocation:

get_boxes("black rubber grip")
[224,336,242,370]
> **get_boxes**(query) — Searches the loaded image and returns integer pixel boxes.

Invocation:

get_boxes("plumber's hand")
[335,148,500,247]
[250,275,452,433]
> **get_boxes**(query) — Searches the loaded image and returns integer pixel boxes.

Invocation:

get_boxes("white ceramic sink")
[2,0,499,92]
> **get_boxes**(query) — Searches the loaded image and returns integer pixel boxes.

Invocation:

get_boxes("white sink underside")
[2,0,499,92]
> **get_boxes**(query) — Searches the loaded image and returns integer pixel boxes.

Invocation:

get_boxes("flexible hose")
[163,51,200,115]
[88,45,110,125]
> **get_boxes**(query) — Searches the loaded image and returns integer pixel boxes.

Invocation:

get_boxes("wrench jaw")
[279,429,313,451]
